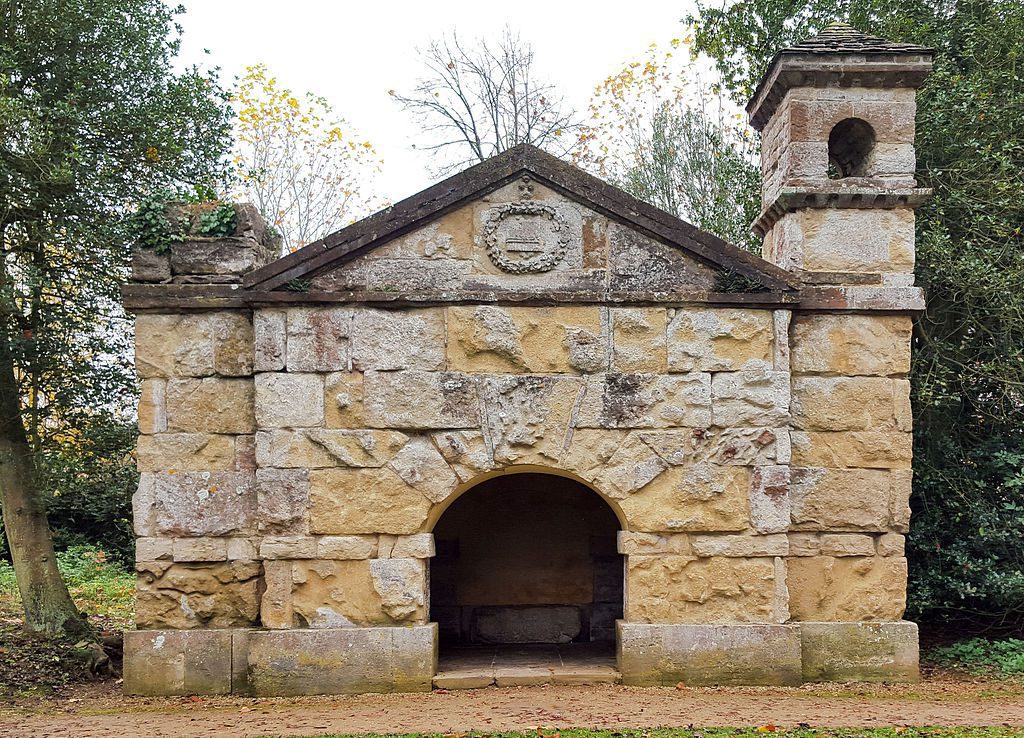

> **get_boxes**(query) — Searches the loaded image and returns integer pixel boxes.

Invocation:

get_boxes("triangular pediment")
[242,145,798,301]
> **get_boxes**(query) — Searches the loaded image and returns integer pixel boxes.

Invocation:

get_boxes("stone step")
[433,665,621,690]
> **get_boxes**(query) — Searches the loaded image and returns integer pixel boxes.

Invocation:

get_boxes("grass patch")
[929,638,1024,678]
[0,545,133,695]
[292,730,1024,738]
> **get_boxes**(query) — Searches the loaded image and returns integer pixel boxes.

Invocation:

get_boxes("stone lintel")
[753,186,932,237]
[617,621,803,687]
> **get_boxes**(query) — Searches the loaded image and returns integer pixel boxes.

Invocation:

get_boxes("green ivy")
[129,192,186,254]
[197,201,237,238]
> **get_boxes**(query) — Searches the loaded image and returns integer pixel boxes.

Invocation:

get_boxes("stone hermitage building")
[122,25,932,695]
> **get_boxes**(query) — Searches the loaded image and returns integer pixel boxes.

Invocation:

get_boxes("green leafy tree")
[0,0,232,636]
[576,39,761,251]
[687,0,1024,624]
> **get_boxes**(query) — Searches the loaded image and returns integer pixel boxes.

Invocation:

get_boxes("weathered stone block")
[172,537,228,562]
[791,431,912,469]
[667,309,774,372]
[364,371,479,429]
[792,376,912,431]
[792,314,912,376]
[255,467,309,534]
[254,309,286,371]
[256,428,408,469]
[286,306,350,372]
[481,375,585,465]
[319,535,378,560]
[612,308,667,372]
[151,471,255,536]
[711,370,790,427]
[618,622,802,686]
[260,535,318,559]
[786,207,915,273]
[135,433,235,472]
[577,373,712,429]
[389,533,435,559]
[324,372,366,428]
[386,436,459,503]
[749,465,791,534]
[124,630,234,696]
[245,625,436,696]
[787,556,908,621]
[169,237,275,278]
[639,427,779,466]
[891,468,913,532]
[616,531,692,556]
[432,430,495,481]
[165,378,255,434]
[618,463,750,532]
[447,305,606,374]
[135,313,253,379]
[135,560,261,629]
[309,467,431,535]
[349,308,445,371]
[877,532,906,557]
[819,533,876,557]
[691,534,789,557]
[136,537,173,561]
[131,248,172,283]
[626,555,777,623]
[138,379,167,434]
[226,537,257,560]
[254,373,324,428]
[790,467,890,531]
[801,621,919,682]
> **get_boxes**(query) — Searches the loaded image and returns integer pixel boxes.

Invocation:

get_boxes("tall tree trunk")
[0,266,89,638]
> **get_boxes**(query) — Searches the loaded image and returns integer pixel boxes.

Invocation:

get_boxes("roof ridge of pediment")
[242,144,799,293]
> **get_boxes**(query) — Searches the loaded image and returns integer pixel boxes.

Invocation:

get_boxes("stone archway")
[429,470,623,686]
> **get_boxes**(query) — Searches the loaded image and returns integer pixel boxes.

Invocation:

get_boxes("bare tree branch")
[391,28,582,176]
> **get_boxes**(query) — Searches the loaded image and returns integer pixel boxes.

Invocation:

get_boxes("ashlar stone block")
[618,463,750,533]
[577,373,711,429]
[612,308,667,373]
[792,314,912,376]
[626,555,778,623]
[387,436,459,503]
[364,371,479,429]
[254,373,324,429]
[138,379,167,434]
[790,467,890,531]
[286,306,350,372]
[324,372,365,428]
[255,429,408,469]
[309,467,431,535]
[135,433,235,472]
[791,376,911,432]
[350,307,445,371]
[787,556,908,621]
[711,370,790,427]
[255,467,309,534]
[135,560,261,629]
[791,431,912,469]
[447,305,606,374]
[667,308,774,372]
[151,471,255,537]
[165,378,255,434]
[481,375,585,466]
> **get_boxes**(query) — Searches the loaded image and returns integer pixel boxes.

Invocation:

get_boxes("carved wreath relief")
[483,201,571,274]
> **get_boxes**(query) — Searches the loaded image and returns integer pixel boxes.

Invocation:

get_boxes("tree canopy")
[0,0,232,635]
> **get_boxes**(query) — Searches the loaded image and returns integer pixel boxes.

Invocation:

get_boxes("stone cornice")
[753,185,932,236]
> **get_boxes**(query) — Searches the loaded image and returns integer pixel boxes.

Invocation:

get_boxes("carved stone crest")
[482,202,570,274]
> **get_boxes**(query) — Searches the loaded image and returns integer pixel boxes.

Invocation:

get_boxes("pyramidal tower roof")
[747,22,934,130]
[782,22,932,55]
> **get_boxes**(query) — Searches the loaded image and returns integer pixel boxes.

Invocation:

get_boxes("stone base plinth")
[617,622,803,686]
[124,625,437,696]
[617,620,918,686]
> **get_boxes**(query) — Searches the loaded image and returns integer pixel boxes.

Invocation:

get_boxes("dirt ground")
[2,673,1023,738]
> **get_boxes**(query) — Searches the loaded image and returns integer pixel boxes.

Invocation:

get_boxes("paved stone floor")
[434,642,620,689]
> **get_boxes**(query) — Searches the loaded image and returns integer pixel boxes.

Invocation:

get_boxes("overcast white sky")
[177,1,698,204]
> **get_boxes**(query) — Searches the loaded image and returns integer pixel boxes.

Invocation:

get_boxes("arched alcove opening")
[430,471,623,680]
[827,117,876,178]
